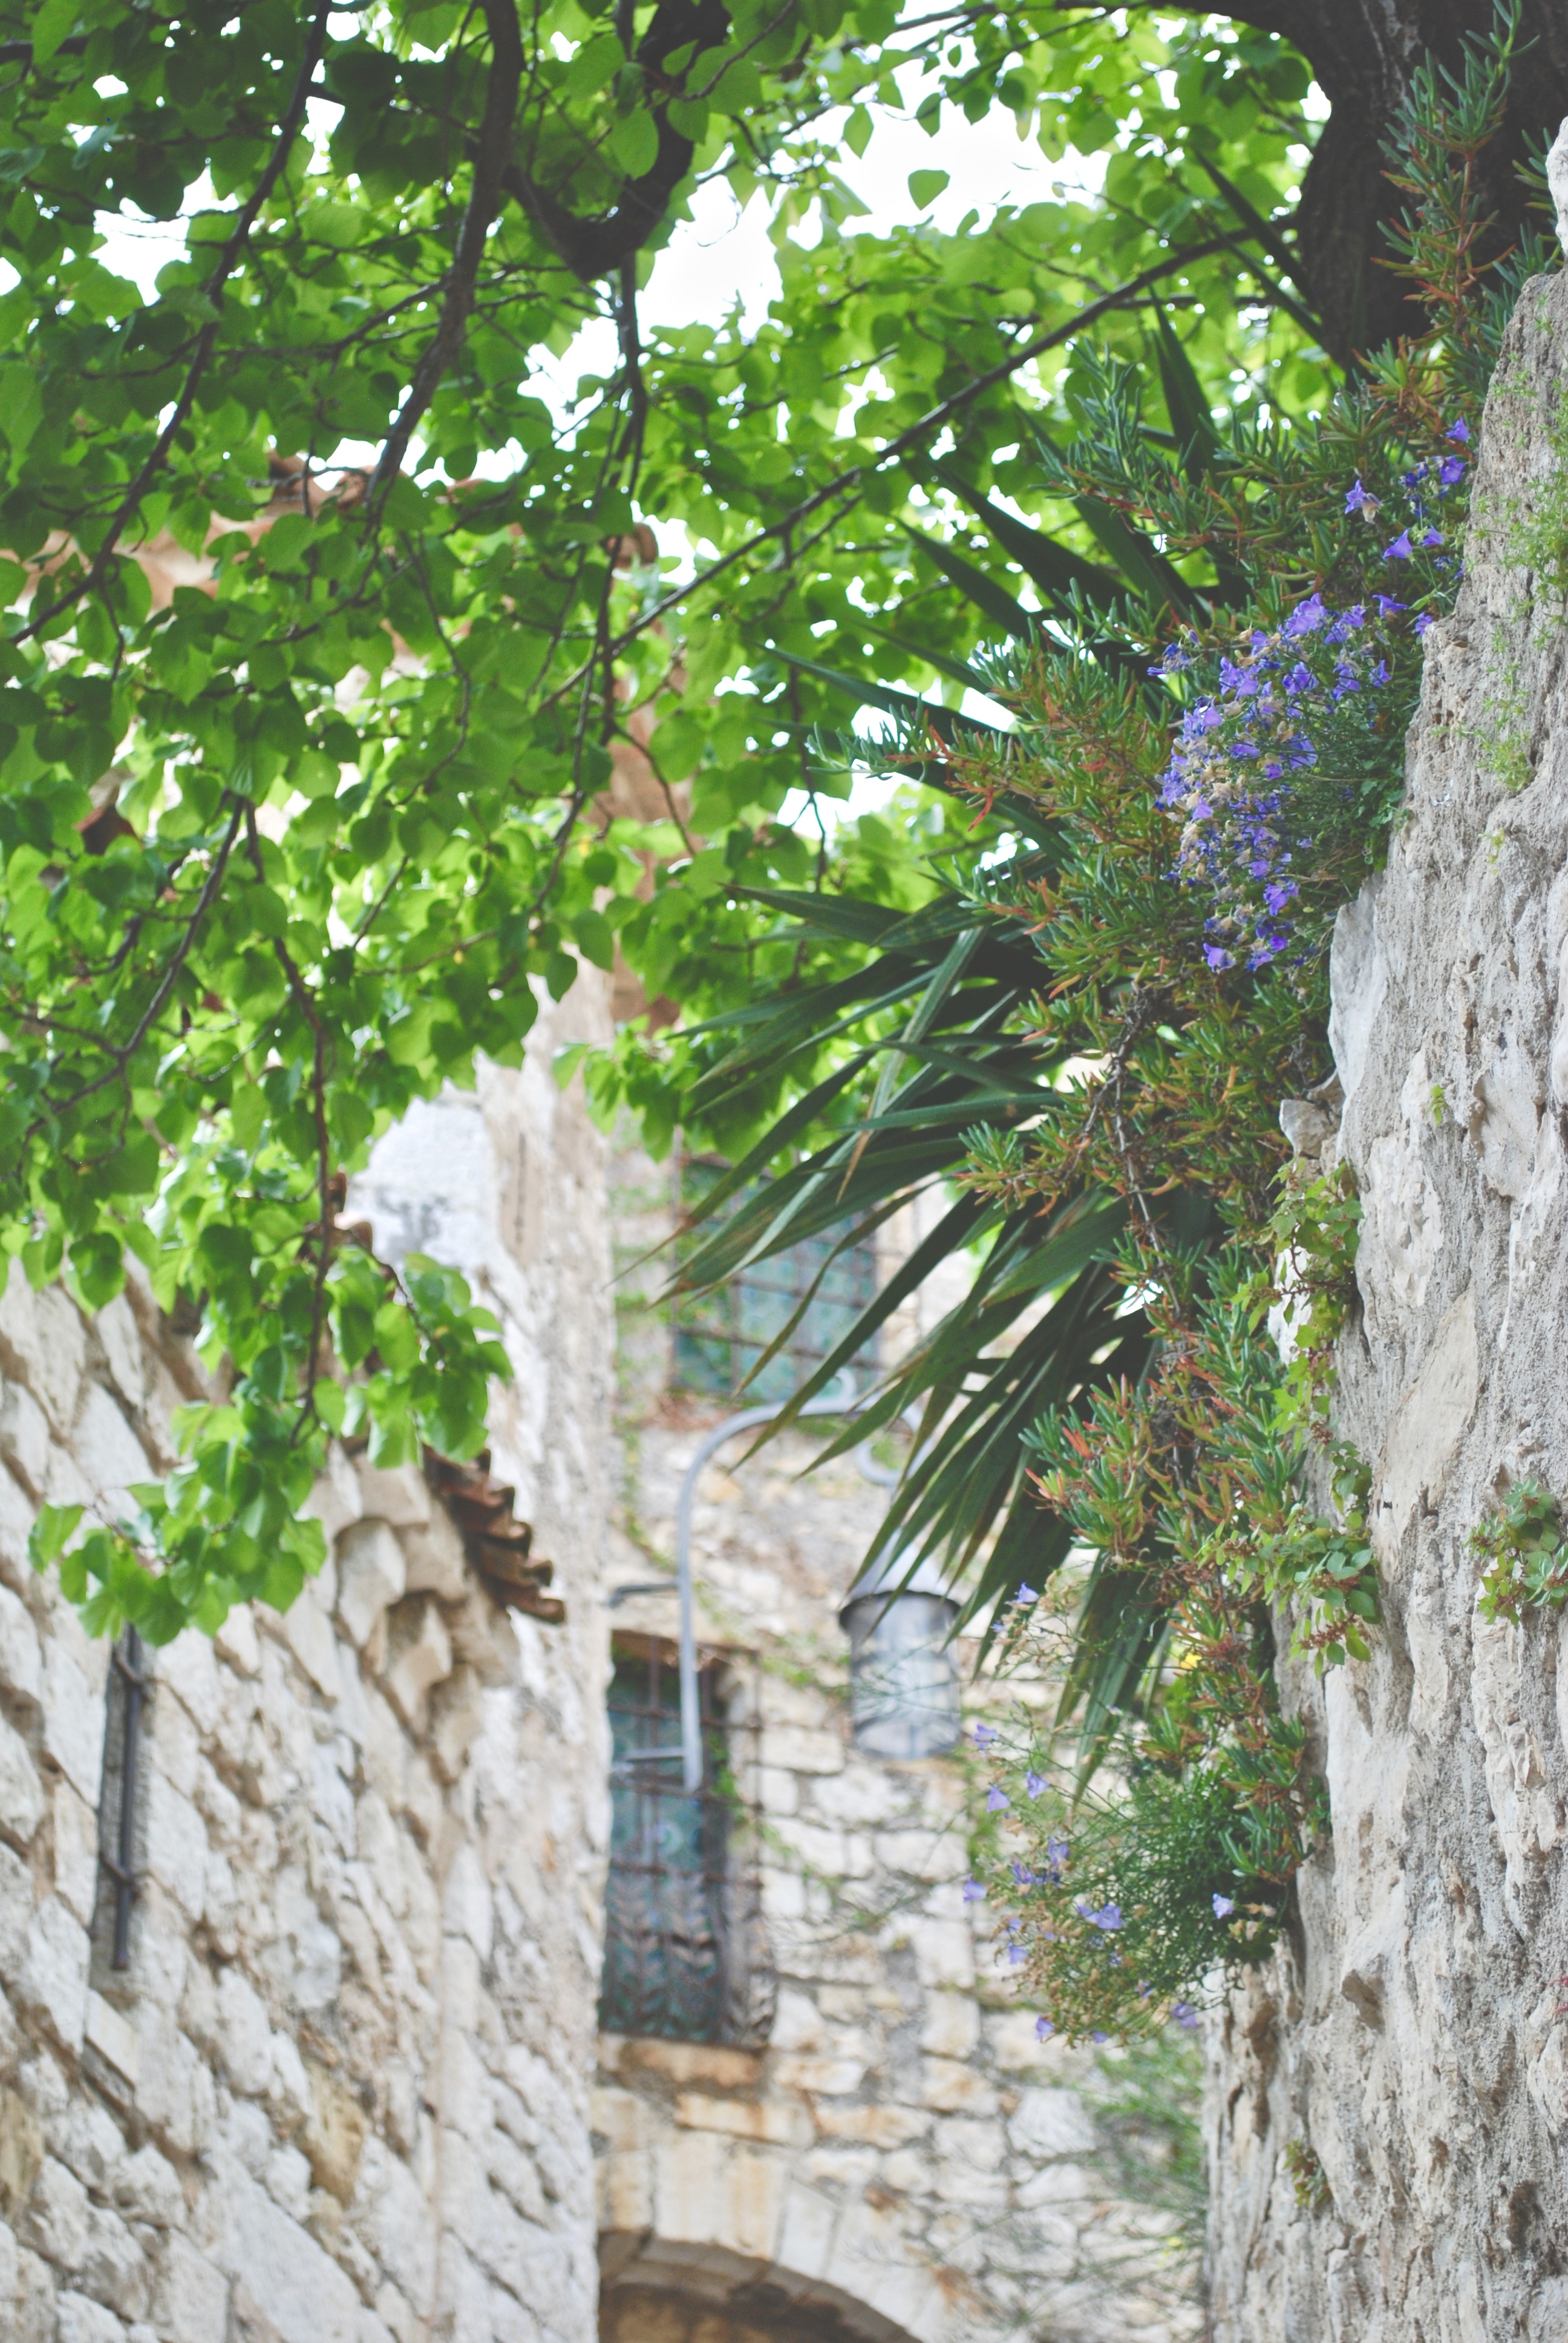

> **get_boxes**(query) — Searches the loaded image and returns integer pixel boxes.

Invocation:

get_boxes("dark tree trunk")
[1222,0,1568,363]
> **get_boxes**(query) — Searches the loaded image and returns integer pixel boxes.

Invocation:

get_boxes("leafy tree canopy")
[0,0,1544,1639]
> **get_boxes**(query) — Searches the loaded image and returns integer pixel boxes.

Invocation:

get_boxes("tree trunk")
[1223,0,1568,363]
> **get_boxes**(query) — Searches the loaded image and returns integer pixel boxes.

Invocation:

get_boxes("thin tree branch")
[18,2,333,645]
[368,0,524,511]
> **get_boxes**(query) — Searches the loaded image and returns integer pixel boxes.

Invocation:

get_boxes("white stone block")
[214,1607,261,1677]
[0,1383,50,1501]
[151,2235,229,2343]
[442,1841,494,1962]
[215,2171,360,2343]
[0,1264,85,1436]
[1008,2085,1098,2159]
[22,2154,89,2269]
[113,2143,183,2227]
[399,1509,466,1602]
[85,1993,140,2086]
[383,1599,452,1727]
[41,1644,106,1807]
[52,1781,97,1925]
[281,1574,341,1700]
[94,1295,147,1413]
[0,1837,31,1980]
[0,1709,44,1846]
[21,1896,88,2050]
[337,1520,407,1648]
[353,1461,431,1530]
[143,1769,208,1925]
[217,1968,275,2097]
[0,1581,41,1703]
[53,2292,125,2343]
[80,2201,148,2321]
[73,1384,151,1513]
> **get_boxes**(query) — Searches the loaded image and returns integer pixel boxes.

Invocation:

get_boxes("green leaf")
[908,169,949,209]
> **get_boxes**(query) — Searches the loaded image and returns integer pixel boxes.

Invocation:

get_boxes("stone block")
[53,2292,125,2343]
[0,1384,50,1501]
[85,1995,139,2088]
[0,1709,44,1847]
[72,1385,151,1512]
[217,1967,275,2097]
[0,1582,41,1702]
[619,2040,763,2093]
[759,1725,844,1776]
[151,2234,229,2343]
[301,1446,364,1547]
[906,1916,975,1990]
[214,1607,261,1677]
[0,2081,44,2214]
[919,1992,979,2060]
[353,1461,431,1530]
[768,1987,826,2053]
[215,2171,361,2343]
[113,2145,183,2229]
[872,1829,969,1882]
[21,1898,88,2052]
[812,2102,930,2149]
[302,2062,367,2206]
[0,1267,85,1437]
[382,1598,452,1727]
[1008,2085,1098,2159]
[428,1665,486,1784]
[79,2201,148,2320]
[41,1644,106,1807]
[920,2056,998,2115]
[143,1769,207,1925]
[22,2154,88,2271]
[93,1295,146,1414]
[773,2180,839,2284]
[672,2092,809,2146]
[337,1520,407,1648]
[399,1507,467,1602]
[769,2052,866,2097]
[281,1573,341,1700]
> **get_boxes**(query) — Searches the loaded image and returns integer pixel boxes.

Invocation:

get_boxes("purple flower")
[1091,2029,1110,2043]
[1012,1860,1035,1886]
[1174,2001,1199,2031]
[1370,660,1390,686]
[1420,527,1443,548]
[1007,1942,1028,1965]
[1025,1771,1048,1799]
[1013,1582,1038,1606]
[1414,611,1435,636]
[1035,2015,1055,2041]
[1284,592,1326,637]
[1439,454,1466,486]
[1204,943,1234,972]
[1344,477,1374,514]
[1284,661,1315,695]
[1374,595,1406,617]
[962,1878,986,1903]
[1212,1892,1235,1918]
[1263,881,1297,916]
[1383,532,1413,561]
[973,1723,997,1748]
[987,1784,1011,1813]
[1074,1899,1123,1932]
[1446,418,1470,442]
[1046,1833,1070,1871]
[1326,603,1366,643]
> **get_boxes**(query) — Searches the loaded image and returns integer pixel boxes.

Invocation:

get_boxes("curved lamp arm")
[674,1373,857,1792]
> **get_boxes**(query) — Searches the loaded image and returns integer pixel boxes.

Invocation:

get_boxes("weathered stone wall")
[0,987,615,2343]
[1207,265,1568,2340]
[596,1153,1201,2343]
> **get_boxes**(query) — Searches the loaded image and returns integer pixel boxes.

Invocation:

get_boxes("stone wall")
[1206,264,1568,2340]
[596,1153,1202,2343]
[0,987,615,2343]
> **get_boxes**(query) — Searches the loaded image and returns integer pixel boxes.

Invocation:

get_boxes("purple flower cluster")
[1154,594,1396,971]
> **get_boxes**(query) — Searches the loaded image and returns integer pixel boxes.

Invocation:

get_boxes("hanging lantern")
[840,1548,961,1760]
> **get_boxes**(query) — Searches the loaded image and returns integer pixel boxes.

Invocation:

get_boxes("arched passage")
[601,2235,936,2343]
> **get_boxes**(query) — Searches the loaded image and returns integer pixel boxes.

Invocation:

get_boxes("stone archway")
[601,2236,934,2343]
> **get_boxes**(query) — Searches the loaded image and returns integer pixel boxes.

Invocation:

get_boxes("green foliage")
[644,5,1551,2040]
[1282,2137,1331,2213]
[0,0,1353,1634]
[1470,1480,1568,1622]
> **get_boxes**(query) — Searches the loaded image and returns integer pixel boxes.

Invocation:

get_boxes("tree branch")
[18,1,333,644]
[368,0,524,510]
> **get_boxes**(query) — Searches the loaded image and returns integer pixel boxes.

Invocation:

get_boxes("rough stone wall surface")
[0,987,615,2343]
[1207,265,1568,2342]
[597,1155,1201,2343]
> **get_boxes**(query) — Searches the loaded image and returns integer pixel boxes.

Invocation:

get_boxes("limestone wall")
[596,1154,1202,2343]
[0,988,615,2343]
[1206,266,1568,2339]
